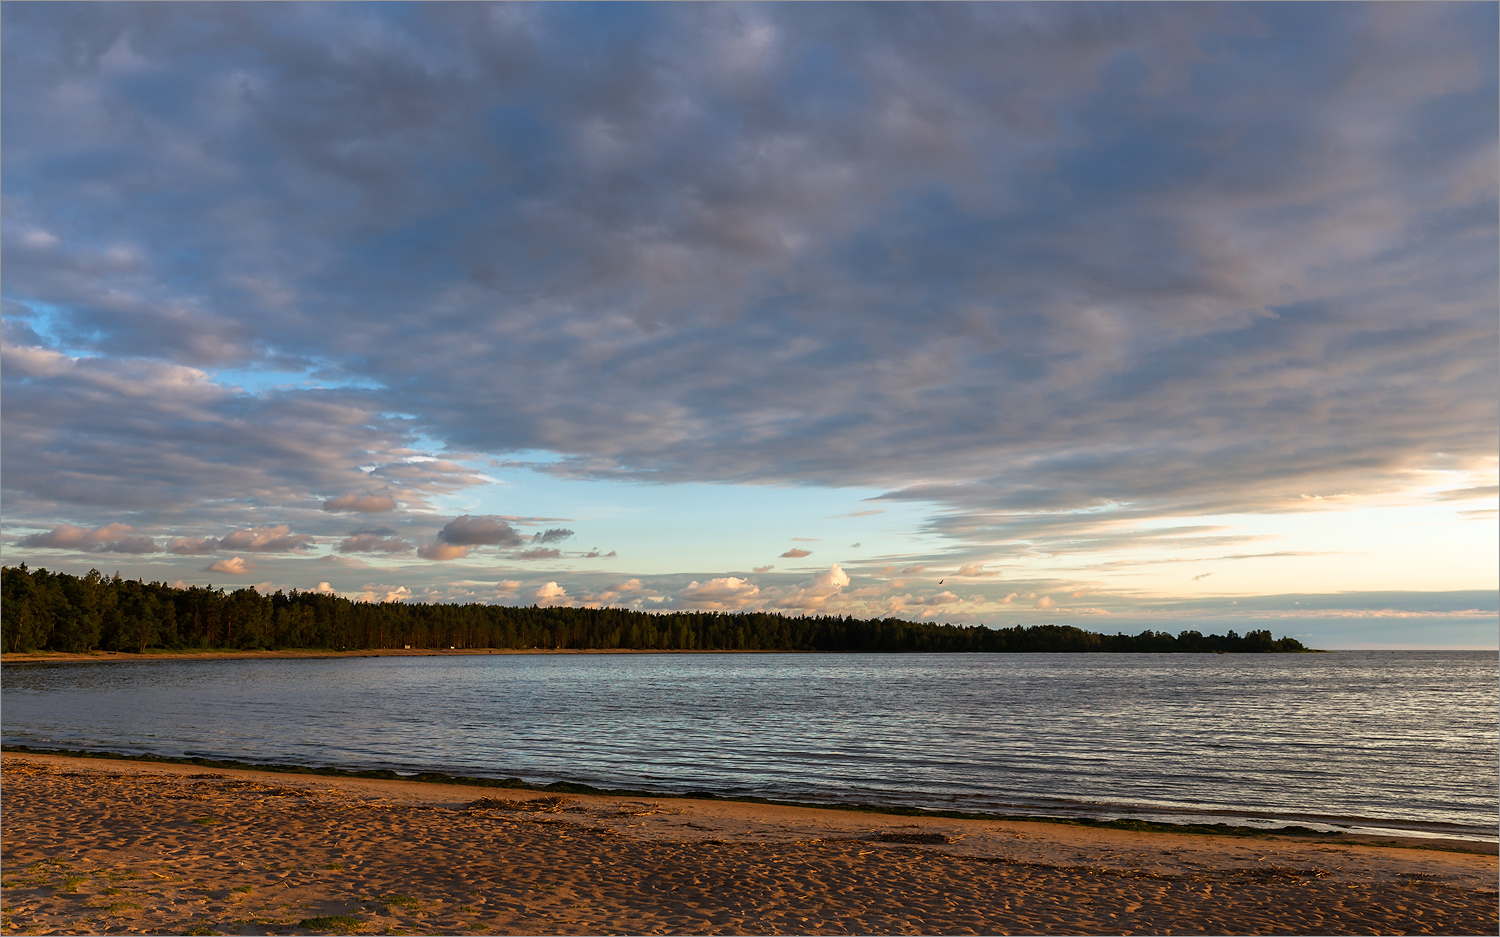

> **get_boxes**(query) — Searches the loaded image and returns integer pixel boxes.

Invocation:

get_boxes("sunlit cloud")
[18,523,156,554]
[205,556,251,575]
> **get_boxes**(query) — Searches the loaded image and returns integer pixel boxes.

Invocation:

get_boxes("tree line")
[1,564,1309,655]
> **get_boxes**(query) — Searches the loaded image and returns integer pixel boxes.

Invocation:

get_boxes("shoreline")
[5,744,1493,855]
[1,647,803,665]
[2,750,1495,935]
[1,646,1360,666]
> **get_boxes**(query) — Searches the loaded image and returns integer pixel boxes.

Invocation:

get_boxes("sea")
[3,650,1496,842]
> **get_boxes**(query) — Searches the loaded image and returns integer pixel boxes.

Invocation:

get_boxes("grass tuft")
[299,914,362,934]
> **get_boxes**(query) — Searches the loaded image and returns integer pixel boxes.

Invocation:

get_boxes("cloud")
[205,556,251,575]
[780,548,812,558]
[437,515,524,547]
[417,541,470,561]
[337,528,413,554]
[218,525,314,553]
[0,345,487,528]
[530,581,572,607]
[0,2,1494,613]
[17,522,156,554]
[580,578,643,606]
[167,536,220,555]
[776,564,851,611]
[353,584,413,604]
[752,565,773,573]
[889,590,962,617]
[677,577,762,611]
[531,527,574,544]
[514,548,561,560]
[955,563,991,578]
[1432,485,1499,502]
[323,493,398,513]
[1192,572,1213,581]
[1033,595,1056,610]
[313,581,337,594]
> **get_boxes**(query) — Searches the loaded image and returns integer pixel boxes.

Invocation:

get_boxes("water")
[3,651,1495,841]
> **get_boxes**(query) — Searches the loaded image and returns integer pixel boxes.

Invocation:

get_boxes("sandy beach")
[1,752,1495,936]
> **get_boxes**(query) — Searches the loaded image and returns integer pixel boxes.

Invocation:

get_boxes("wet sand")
[1,753,1495,936]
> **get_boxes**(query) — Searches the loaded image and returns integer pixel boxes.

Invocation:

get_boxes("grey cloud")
[779,548,811,559]
[218,526,314,553]
[1,2,1494,569]
[531,527,574,544]
[1433,486,1499,502]
[0,346,485,534]
[436,515,523,547]
[514,547,561,561]
[323,493,398,513]
[17,523,156,554]
[167,537,220,555]
[337,526,413,554]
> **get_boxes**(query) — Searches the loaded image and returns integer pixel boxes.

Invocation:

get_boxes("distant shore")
[0,646,792,665]
[2,750,1494,936]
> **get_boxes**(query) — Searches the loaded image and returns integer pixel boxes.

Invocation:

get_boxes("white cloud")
[775,564,850,611]
[205,556,251,575]
[1033,595,1056,610]
[676,576,762,611]
[353,583,413,604]
[581,578,646,606]
[530,581,572,607]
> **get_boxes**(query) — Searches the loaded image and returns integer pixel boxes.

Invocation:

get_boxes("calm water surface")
[3,651,1495,840]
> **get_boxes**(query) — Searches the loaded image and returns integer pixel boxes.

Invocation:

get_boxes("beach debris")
[464,795,578,813]
[864,831,953,845]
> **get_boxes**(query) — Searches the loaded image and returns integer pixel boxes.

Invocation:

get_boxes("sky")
[2,2,1496,648]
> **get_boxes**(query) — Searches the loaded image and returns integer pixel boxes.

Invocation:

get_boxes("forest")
[1,564,1309,655]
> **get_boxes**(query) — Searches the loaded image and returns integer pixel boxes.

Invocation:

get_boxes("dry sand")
[1,752,1495,936]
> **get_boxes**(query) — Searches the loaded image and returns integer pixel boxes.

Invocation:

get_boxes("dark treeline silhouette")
[2,565,1309,655]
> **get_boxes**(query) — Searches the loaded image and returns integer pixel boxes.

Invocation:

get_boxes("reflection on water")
[3,651,1496,840]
